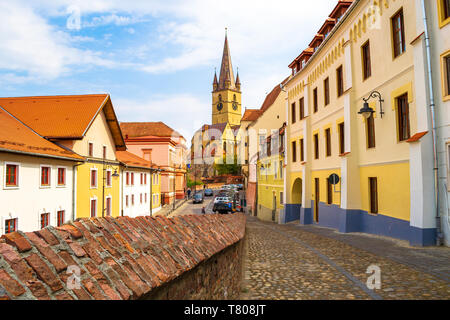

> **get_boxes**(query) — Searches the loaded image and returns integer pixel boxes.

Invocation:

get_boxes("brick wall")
[0,213,246,300]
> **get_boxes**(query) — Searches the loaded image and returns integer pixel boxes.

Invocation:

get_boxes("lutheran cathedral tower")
[212,31,242,126]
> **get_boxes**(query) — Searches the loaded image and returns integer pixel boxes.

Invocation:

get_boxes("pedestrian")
[187,188,191,199]
[202,207,205,214]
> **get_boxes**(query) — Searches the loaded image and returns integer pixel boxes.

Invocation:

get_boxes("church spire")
[218,28,235,90]
[235,68,241,91]
[213,68,218,90]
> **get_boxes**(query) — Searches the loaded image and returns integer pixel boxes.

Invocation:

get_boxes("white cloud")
[0,1,117,80]
[114,94,211,140]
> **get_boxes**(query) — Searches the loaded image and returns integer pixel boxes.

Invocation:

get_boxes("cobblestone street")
[241,215,450,300]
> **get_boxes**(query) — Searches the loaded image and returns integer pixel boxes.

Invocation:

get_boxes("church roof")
[217,33,236,91]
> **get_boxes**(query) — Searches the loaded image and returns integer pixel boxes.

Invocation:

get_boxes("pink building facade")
[120,122,187,205]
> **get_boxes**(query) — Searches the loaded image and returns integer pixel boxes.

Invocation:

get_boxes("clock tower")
[212,32,241,126]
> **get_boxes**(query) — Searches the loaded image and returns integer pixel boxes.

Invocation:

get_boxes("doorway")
[314,178,320,222]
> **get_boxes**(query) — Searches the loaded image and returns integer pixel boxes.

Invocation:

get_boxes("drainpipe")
[150,169,153,216]
[72,161,84,221]
[421,0,442,245]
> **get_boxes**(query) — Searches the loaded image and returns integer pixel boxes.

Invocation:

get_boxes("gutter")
[421,0,442,245]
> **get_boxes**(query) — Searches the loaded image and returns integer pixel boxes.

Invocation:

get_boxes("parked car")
[204,188,213,196]
[193,193,204,204]
[213,198,233,214]
[237,184,244,190]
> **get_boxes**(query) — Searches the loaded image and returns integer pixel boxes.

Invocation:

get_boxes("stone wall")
[0,213,246,300]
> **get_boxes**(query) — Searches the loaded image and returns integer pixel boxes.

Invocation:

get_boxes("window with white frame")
[105,196,112,216]
[57,167,66,186]
[40,165,51,187]
[90,198,97,217]
[5,163,19,188]
[106,169,112,187]
[90,168,98,188]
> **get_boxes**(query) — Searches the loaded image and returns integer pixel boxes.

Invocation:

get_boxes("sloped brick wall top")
[0,213,246,300]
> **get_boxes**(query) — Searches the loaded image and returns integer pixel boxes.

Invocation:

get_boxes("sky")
[0,0,338,141]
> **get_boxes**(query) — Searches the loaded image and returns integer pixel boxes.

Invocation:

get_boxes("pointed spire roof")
[235,68,240,85]
[213,68,218,85]
[218,29,236,90]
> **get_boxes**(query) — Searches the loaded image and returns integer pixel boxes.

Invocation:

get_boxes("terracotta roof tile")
[241,109,261,121]
[0,108,84,161]
[120,122,184,140]
[116,151,153,169]
[0,94,126,151]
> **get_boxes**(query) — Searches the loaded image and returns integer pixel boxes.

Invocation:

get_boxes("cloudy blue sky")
[0,0,337,141]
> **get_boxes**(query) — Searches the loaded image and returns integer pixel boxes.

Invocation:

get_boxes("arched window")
[218,94,222,102]
[233,94,236,101]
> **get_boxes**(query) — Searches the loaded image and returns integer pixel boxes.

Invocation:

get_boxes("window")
[140,193,143,204]
[442,52,450,98]
[324,78,330,106]
[291,102,296,124]
[327,178,333,205]
[40,213,50,229]
[314,134,319,159]
[397,93,410,141]
[362,41,372,80]
[300,138,305,162]
[280,192,284,205]
[299,98,305,120]
[367,114,376,148]
[88,142,93,157]
[144,174,147,185]
[131,194,135,205]
[292,141,297,162]
[4,218,17,234]
[392,9,406,58]
[438,0,450,27]
[57,210,65,227]
[313,88,318,113]
[339,123,345,155]
[140,173,144,185]
[280,160,283,179]
[41,166,50,186]
[103,146,107,159]
[369,177,378,214]
[325,128,331,157]
[57,168,66,186]
[337,66,344,97]
[106,170,112,187]
[5,164,18,187]
[126,195,129,207]
[131,173,134,185]
[90,199,97,217]
[90,169,97,188]
[106,197,112,216]
[126,172,130,185]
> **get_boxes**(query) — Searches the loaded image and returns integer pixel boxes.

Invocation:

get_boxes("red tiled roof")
[116,151,153,169]
[120,122,184,140]
[241,109,261,121]
[0,94,126,150]
[0,107,84,161]
[0,213,246,300]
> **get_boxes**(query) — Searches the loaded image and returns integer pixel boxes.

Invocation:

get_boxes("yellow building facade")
[284,0,445,246]
[249,83,287,222]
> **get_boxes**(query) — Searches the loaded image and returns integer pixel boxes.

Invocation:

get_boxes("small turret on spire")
[235,67,241,91]
[213,68,218,91]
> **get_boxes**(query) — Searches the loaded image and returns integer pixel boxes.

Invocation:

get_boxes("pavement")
[240,215,450,300]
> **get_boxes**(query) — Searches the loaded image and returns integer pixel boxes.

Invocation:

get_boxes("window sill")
[4,186,19,190]
[406,131,428,143]
[39,185,51,189]
[339,152,350,157]
[56,185,66,188]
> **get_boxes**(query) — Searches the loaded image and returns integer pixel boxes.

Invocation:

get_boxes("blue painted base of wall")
[290,201,437,246]
[283,204,301,223]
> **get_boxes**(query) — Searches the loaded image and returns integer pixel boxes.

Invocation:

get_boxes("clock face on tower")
[217,102,223,111]
[232,102,238,111]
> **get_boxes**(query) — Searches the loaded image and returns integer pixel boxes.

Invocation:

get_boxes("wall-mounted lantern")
[358,90,384,119]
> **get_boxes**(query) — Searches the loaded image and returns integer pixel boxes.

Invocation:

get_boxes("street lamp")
[358,90,384,119]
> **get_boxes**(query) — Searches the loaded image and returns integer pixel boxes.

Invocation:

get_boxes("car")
[204,188,213,196]
[214,196,231,204]
[237,184,243,190]
[213,200,232,214]
[192,193,204,204]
